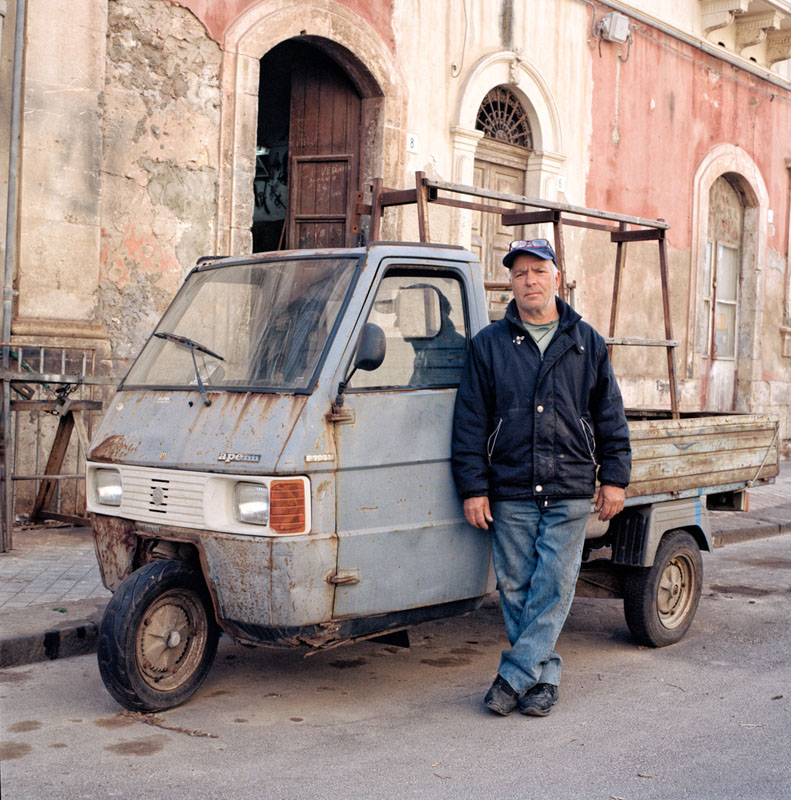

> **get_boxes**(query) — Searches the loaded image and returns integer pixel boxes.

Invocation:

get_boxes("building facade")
[2,0,791,498]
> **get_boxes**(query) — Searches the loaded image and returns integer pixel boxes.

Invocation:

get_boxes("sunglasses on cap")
[509,238,551,251]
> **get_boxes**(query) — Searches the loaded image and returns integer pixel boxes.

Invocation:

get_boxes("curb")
[0,598,107,669]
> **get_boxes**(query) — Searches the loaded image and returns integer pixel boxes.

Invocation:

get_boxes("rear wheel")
[97,559,220,712]
[623,530,703,647]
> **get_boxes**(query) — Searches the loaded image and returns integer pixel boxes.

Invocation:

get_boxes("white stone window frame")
[449,50,566,247]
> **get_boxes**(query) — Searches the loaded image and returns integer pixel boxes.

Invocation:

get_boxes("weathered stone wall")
[100,0,221,372]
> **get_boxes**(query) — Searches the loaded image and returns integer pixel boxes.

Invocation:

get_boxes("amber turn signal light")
[269,480,307,533]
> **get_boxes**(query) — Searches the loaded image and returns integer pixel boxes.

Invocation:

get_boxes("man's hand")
[594,485,625,521]
[463,496,493,530]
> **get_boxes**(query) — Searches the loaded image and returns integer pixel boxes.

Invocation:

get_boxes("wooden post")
[608,221,628,363]
[30,410,76,521]
[657,233,680,418]
[551,211,567,302]
[415,171,431,243]
[370,177,383,241]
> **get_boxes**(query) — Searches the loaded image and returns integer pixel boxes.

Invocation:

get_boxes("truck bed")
[624,412,779,504]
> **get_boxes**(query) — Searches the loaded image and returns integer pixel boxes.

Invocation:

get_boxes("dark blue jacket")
[451,297,631,501]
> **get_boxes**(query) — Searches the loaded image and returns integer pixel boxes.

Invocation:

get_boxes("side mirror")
[333,323,386,409]
[354,322,386,371]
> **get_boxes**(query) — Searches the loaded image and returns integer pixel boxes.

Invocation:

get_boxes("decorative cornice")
[700,0,750,37]
[766,29,791,65]
[735,11,782,52]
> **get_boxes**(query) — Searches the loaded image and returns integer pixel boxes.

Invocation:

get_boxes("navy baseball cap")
[503,238,557,269]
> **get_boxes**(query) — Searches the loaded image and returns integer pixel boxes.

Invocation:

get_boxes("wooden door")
[287,50,362,249]
[702,177,743,412]
[470,152,526,307]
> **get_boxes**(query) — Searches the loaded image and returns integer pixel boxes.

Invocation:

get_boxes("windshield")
[123,256,359,393]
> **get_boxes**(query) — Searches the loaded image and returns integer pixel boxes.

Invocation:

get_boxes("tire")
[97,559,220,712]
[623,530,703,647]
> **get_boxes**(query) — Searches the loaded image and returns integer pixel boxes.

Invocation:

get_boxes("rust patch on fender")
[92,514,138,590]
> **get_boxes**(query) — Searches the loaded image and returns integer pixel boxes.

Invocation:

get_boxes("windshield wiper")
[153,331,225,406]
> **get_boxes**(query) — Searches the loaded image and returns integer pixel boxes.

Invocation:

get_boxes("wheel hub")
[657,556,694,628]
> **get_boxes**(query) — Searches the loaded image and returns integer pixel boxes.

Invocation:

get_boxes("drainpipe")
[782,159,791,357]
[2,0,25,551]
[3,0,25,362]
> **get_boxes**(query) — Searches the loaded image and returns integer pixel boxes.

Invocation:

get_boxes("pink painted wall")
[168,0,395,51]
[586,25,791,252]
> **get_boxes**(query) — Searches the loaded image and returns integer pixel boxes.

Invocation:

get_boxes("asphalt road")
[1,534,789,800]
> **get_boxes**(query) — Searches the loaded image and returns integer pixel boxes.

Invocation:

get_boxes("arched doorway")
[253,41,362,252]
[686,145,768,414]
[702,175,744,411]
[471,85,533,302]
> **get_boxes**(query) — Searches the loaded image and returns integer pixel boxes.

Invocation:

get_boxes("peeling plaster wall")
[99,0,221,371]
[585,14,791,424]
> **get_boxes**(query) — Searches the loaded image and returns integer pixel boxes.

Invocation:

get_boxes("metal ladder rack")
[356,171,680,418]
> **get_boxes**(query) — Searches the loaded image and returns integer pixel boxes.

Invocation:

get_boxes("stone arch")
[686,144,769,410]
[217,1,407,254]
[449,50,565,247]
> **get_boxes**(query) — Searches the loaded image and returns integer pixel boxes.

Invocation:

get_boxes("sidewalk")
[2,464,791,669]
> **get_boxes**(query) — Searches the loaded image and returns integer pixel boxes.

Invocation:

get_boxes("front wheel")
[623,530,703,647]
[97,559,220,712]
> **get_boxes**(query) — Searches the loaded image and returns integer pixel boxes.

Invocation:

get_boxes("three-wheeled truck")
[87,177,779,711]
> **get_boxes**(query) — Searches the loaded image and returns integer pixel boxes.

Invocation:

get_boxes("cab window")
[350,271,468,389]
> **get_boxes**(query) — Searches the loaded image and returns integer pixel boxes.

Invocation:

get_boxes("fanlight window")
[475,86,533,150]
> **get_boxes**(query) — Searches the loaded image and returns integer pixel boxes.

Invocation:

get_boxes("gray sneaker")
[519,683,559,716]
[484,675,519,715]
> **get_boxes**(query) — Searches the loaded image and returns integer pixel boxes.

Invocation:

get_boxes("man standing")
[451,239,631,717]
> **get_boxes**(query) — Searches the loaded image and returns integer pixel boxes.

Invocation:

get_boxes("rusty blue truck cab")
[87,243,496,711]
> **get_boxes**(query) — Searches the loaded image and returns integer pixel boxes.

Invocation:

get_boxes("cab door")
[331,261,494,619]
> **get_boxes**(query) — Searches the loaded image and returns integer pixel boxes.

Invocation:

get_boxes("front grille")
[122,467,205,527]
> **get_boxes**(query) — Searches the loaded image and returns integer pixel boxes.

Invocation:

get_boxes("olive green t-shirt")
[521,318,559,356]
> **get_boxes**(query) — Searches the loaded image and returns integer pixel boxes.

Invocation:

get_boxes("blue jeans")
[491,497,591,694]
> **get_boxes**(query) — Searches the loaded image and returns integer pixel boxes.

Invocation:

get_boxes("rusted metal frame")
[356,187,419,218]
[484,282,510,291]
[369,177,384,241]
[501,210,556,225]
[562,217,619,233]
[424,178,670,230]
[552,211,569,302]
[608,222,628,362]
[430,196,522,216]
[415,170,431,243]
[377,188,419,207]
[30,410,76,522]
[454,204,619,234]
[610,229,664,243]
[657,233,680,418]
